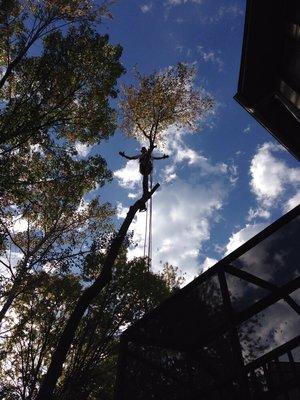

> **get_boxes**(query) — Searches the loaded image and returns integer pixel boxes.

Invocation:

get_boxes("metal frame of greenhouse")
[114,205,300,400]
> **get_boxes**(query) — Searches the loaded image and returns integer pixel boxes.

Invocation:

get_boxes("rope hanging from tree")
[143,172,153,270]
[119,148,168,269]
[143,205,148,258]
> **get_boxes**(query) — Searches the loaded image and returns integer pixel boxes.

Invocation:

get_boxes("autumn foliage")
[120,63,214,147]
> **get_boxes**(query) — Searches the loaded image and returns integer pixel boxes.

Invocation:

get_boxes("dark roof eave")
[234,93,300,161]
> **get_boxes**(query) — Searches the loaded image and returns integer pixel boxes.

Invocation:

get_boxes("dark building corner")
[234,0,300,160]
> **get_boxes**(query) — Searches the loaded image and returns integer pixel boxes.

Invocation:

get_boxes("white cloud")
[12,216,28,233]
[201,256,218,272]
[76,199,90,213]
[0,251,23,277]
[218,5,243,17]
[119,179,226,283]
[128,192,138,199]
[197,46,223,71]
[75,142,93,158]
[30,144,45,157]
[114,160,141,190]
[243,125,251,133]
[164,126,228,176]
[250,142,300,207]
[247,207,271,222]
[116,202,129,219]
[283,191,300,212]
[218,143,299,275]
[198,4,244,25]
[140,3,152,13]
[175,146,203,165]
[228,164,238,185]
[167,0,202,5]
[211,4,244,22]
[225,223,267,255]
[163,164,177,183]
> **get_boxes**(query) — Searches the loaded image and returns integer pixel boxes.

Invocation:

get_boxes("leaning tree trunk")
[0,267,28,327]
[36,184,160,400]
[0,279,20,325]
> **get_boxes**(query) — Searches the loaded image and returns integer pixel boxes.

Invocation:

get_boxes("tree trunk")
[0,45,31,92]
[0,27,44,92]
[36,184,160,400]
[0,269,26,326]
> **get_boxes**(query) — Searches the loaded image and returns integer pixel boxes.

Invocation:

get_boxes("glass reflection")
[232,216,300,286]
[133,274,225,351]
[225,273,270,312]
[238,299,300,364]
[116,212,300,400]
[121,333,240,400]
[290,289,300,305]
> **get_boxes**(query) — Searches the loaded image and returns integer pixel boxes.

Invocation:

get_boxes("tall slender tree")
[36,184,160,400]
[36,63,214,399]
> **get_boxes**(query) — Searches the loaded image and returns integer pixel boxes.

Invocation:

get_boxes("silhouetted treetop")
[120,63,214,147]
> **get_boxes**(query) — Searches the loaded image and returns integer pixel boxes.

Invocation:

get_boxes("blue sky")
[79,0,300,282]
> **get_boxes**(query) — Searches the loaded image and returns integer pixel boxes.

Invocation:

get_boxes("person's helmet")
[141,147,147,153]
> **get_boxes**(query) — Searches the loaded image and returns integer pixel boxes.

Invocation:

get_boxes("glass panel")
[289,288,300,305]
[117,213,299,399]
[247,367,268,396]
[120,350,186,400]
[278,353,289,362]
[231,216,300,286]
[291,346,300,362]
[264,360,298,396]
[288,388,300,400]
[131,274,226,351]
[225,273,270,312]
[201,332,236,382]
[238,299,300,364]
[121,341,216,400]
[121,333,241,400]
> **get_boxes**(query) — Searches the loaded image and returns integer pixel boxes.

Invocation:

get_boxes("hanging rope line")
[143,206,148,257]
[148,172,153,270]
[143,171,153,270]
[118,147,168,271]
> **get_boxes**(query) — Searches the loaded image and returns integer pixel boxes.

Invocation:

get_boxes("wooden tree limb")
[36,183,160,400]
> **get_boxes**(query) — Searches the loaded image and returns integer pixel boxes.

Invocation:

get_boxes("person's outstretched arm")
[119,151,139,160]
[152,154,169,160]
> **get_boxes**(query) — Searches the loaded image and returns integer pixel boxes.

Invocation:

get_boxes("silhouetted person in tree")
[119,147,169,210]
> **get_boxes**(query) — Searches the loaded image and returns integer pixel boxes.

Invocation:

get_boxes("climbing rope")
[143,172,153,270]
[148,172,153,270]
[143,206,148,257]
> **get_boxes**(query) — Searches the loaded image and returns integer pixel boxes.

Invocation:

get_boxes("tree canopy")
[0,255,179,400]
[120,63,214,148]
[0,0,124,327]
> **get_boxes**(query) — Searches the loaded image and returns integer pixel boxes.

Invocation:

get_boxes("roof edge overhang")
[234,0,300,160]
